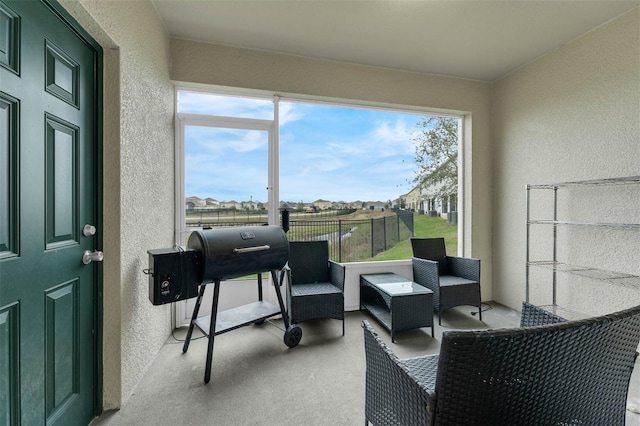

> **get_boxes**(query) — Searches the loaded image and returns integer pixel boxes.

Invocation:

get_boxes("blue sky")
[180,92,430,204]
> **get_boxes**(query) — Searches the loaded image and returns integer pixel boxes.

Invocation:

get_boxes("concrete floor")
[92,303,640,425]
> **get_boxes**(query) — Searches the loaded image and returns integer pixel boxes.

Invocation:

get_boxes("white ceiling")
[152,0,639,82]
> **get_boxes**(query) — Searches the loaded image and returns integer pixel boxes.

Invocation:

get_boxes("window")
[175,89,462,260]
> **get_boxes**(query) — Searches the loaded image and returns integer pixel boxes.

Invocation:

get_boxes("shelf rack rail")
[525,176,640,313]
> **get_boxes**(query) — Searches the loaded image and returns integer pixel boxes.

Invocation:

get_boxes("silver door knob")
[82,250,104,264]
[83,224,97,237]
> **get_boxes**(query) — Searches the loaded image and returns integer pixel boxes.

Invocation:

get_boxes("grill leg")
[183,284,207,353]
[204,280,221,384]
[272,269,290,329]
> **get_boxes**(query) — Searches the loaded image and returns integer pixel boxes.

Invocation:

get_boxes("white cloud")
[186,126,268,156]
[368,118,416,155]
[278,103,304,126]
[317,118,417,161]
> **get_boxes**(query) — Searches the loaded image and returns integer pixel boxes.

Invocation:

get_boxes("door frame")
[44,0,104,416]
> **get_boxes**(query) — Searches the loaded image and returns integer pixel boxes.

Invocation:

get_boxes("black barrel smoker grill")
[146,226,302,383]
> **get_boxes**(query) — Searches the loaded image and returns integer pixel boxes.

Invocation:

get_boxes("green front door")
[0,0,102,424]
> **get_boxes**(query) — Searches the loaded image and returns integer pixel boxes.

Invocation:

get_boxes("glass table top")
[361,273,431,296]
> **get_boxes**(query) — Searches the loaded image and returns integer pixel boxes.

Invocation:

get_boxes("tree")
[411,116,459,202]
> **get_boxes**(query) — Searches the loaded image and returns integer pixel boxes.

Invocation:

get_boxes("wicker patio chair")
[411,237,481,325]
[363,301,640,426]
[285,240,345,336]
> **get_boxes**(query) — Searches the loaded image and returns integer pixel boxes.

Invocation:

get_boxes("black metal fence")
[185,208,357,226]
[290,211,414,262]
[187,210,414,262]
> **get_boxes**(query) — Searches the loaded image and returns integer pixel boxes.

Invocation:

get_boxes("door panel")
[0,1,19,75]
[45,114,79,248]
[0,1,100,424]
[0,93,18,259]
[0,302,20,424]
[45,280,79,418]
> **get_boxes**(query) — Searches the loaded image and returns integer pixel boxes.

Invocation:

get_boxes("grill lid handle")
[233,245,270,254]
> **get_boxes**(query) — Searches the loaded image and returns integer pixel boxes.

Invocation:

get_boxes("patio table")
[360,272,434,342]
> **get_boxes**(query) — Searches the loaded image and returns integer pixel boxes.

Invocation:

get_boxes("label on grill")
[240,231,256,240]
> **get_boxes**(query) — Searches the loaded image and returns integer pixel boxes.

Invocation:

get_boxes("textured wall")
[171,39,494,302]
[492,8,640,311]
[61,0,175,408]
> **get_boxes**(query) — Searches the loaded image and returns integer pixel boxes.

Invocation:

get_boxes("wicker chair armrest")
[329,260,345,291]
[276,267,288,288]
[282,266,292,291]
[363,320,436,425]
[447,256,480,281]
[412,257,440,292]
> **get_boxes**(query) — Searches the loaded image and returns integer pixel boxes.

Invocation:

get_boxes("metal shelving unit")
[525,176,640,315]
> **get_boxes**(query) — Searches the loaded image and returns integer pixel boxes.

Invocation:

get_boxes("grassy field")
[369,213,457,261]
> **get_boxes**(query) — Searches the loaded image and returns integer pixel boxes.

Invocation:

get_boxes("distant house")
[220,200,242,210]
[205,198,220,208]
[242,200,260,210]
[185,196,222,210]
[405,186,423,212]
[186,196,206,209]
[420,180,457,216]
[363,201,386,211]
[331,201,348,209]
[393,195,407,209]
[313,199,332,210]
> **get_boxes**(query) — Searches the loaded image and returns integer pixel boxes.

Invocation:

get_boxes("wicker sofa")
[363,302,640,425]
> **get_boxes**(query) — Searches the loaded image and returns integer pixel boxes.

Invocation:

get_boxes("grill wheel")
[284,324,302,347]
